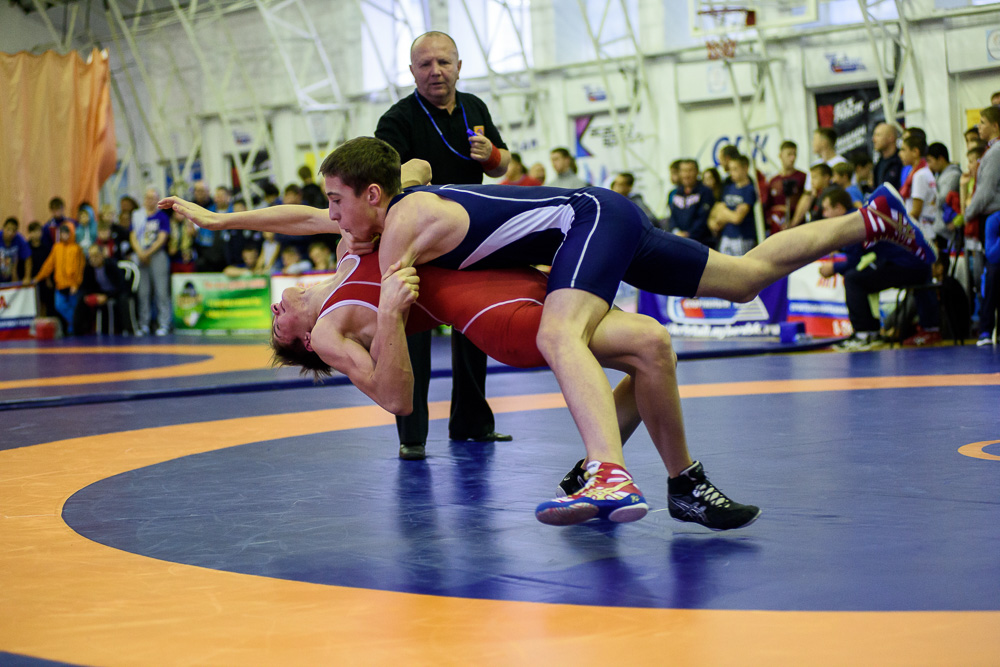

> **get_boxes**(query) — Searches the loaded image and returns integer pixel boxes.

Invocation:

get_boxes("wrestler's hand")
[380,261,420,313]
[340,229,379,257]
[158,196,222,230]
[468,132,494,162]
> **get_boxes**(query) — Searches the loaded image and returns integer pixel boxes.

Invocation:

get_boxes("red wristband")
[482,145,502,172]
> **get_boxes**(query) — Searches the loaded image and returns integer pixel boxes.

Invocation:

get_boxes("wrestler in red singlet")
[318,253,548,368]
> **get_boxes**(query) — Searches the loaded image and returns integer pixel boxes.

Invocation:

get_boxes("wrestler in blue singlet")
[387,184,711,305]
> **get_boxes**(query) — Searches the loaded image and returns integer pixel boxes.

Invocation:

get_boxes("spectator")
[42,197,76,251]
[851,152,874,197]
[991,91,1000,107]
[790,127,846,226]
[899,134,945,246]
[75,202,98,249]
[819,188,937,350]
[899,126,927,187]
[298,165,327,209]
[763,140,807,233]
[709,154,757,256]
[963,106,1000,345]
[701,167,723,201]
[223,243,262,278]
[25,221,52,315]
[832,162,862,208]
[1,217,32,284]
[260,181,282,208]
[278,244,312,276]
[528,162,547,184]
[872,123,903,190]
[32,222,85,335]
[257,231,281,274]
[307,241,335,272]
[94,217,117,260]
[168,208,196,271]
[667,160,714,244]
[669,158,684,187]
[115,210,135,259]
[75,244,129,335]
[130,187,172,336]
[958,143,988,309]
[717,145,740,184]
[287,182,337,252]
[611,172,658,227]
[500,152,542,186]
[549,147,588,188]
[119,195,139,220]
[796,163,834,225]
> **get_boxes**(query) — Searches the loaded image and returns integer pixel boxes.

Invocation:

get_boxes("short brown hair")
[832,162,854,179]
[981,105,1000,129]
[902,134,927,156]
[822,187,853,214]
[320,137,402,198]
[814,127,837,146]
[810,163,833,179]
[270,336,332,381]
[780,140,797,152]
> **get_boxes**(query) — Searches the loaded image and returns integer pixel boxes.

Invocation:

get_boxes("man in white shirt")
[899,134,945,246]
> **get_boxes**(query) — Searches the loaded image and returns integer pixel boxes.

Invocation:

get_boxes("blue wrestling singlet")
[388,184,710,305]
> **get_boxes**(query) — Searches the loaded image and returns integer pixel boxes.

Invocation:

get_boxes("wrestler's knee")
[635,319,678,373]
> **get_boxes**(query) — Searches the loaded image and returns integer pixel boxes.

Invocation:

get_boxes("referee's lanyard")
[415,93,476,162]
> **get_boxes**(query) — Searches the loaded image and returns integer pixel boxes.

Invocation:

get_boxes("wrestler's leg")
[535,288,623,465]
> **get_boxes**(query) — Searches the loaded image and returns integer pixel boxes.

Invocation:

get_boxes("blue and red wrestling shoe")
[536,461,648,526]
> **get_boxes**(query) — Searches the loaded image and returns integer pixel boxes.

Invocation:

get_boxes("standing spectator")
[375,30,512,460]
[667,160,714,244]
[285,183,336,252]
[611,172,659,227]
[298,165,327,209]
[963,106,1000,345]
[790,128,847,226]
[25,221,52,315]
[872,123,903,190]
[32,222,85,335]
[899,127,927,187]
[796,163,834,225]
[168,208,196,271]
[130,187,172,336]
[75,244,129,335]
[899,135,944,246]
[75,202,98,249]
[701,167,723,201]
[763,140,807,233]
[528,162,547,184]
[549,147,587,188]
[42,197,76,252]
[1,217,31,284]
[119,195,139,221]
[500,152,542,186]
[191,181,213,209]
[926,143,962,211]
[709,154,757,256]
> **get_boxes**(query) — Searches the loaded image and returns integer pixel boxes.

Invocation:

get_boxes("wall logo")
[585,85,607,102]
[988,29,1000,62]
[711,134,770,165]
[665,296,770,325]
[825,54,866,73]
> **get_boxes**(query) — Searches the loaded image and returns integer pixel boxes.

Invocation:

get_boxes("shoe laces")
[692,481,731,508]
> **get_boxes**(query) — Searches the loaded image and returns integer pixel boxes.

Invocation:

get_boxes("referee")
[375,31,513,460]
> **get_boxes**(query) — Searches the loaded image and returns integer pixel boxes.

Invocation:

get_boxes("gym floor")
[2,334,998,665]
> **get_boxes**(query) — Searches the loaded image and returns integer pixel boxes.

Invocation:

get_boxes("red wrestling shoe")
[535,461,648,526]
[862,183,936,263]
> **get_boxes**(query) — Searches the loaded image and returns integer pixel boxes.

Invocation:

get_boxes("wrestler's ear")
[303,332,313,352]
[366,183,382,205]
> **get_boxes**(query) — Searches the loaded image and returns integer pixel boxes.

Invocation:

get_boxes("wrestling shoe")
[536,461,648,526]
[863,183,936,263]
[557,458,587,497]
[398,443,426,460]
[668,461,761,531]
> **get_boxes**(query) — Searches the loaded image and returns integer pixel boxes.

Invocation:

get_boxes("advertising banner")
[785,261,852,337]
[172,273,271,332]
[637,278,788,338]
[0,284,37,340]
[269,272,337,304]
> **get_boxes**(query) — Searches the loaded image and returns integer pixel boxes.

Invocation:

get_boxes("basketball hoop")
[697,6,755,60]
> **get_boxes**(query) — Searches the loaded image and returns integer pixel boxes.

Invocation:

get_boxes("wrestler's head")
[269,286,332,379]
[320,137,401,243]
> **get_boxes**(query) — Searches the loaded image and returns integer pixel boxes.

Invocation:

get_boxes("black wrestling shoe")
[557,458,587,497]
[398,443,426,461]
[667,461,761,531]
[449,431,513,443]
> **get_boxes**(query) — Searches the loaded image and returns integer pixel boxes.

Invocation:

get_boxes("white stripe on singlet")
[456,297,543,335]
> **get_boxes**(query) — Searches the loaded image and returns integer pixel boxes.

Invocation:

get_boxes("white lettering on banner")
[665,321,780,339]
[833,97,865,124]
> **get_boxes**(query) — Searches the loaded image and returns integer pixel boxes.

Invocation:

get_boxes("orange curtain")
[0,48,117,227]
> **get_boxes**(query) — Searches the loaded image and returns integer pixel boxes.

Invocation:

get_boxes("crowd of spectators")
[1,167,340,337]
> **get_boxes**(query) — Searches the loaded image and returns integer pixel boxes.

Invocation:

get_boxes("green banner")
[172,273,271,332]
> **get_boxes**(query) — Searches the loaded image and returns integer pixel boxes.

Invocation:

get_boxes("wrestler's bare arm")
[311,264,420,415]
[159,198,336,235]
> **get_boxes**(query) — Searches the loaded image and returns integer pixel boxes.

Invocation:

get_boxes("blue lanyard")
[415,93,476,162]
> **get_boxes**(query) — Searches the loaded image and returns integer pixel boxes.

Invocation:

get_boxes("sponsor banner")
[803,43,890,88]
[815,85,900,162]
[637,277,788,338]
[0,284,37,340]
[946,25,1000,73]
[172,273,271,332]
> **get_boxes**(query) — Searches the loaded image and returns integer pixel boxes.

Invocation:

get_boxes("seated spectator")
[75,202,98,249]
[1,217,31,284]
[191,181,213,209]
[549,147,588,188]
[528,162,547,185]
[611,172,659,227]
[75,244,130,335]
[286,182,338,251]
[307,242,335,272]
[667,160,713,244]
[851,152,874,198]
[708,154,757,256]
[260,182,282,208]
[211,186,233,214]
[299,165,327,209]
[817,188,938,350]
[32,222,85,335]
[500,152,542,186]
[224,243,262,277]
[257,231,281,274]
[795,163,834,225]
[25,221,52,315]
[278,245,312,276]
[119,195,139,221]
[763,140,806,233]
[832,163,863,208]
